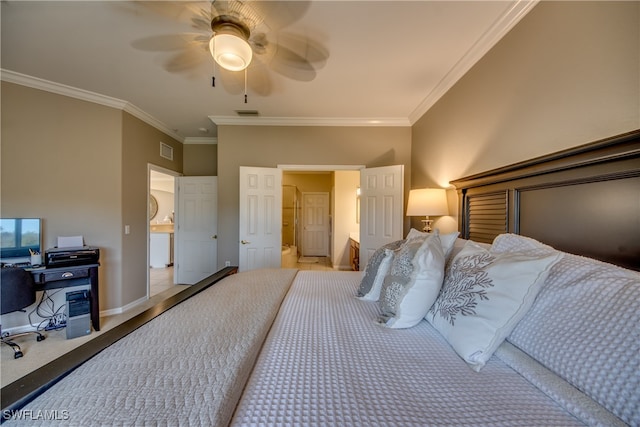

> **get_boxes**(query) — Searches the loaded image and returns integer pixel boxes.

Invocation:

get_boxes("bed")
[1,130,638,426]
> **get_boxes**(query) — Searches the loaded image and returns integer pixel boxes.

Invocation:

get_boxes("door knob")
[212,235,217,239]
[241,240,251,245]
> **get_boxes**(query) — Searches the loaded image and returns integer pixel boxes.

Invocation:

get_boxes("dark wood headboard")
[451,129,640,271]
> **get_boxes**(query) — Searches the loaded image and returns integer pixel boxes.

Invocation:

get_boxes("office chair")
[1,267,46,359]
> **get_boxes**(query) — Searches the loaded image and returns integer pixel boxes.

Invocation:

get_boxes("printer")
[45,246,100,267]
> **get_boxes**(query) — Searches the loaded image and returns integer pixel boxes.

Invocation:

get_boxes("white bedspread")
[5,269,297,427]
[231,271,583,427]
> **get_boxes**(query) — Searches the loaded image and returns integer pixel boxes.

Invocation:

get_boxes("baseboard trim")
[99,295,147,317]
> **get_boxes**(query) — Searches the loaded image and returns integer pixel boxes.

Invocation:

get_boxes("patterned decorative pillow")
[356,239,404,301]
[405,228,459,260]
[427,239,562,371]
[377,233,445,328]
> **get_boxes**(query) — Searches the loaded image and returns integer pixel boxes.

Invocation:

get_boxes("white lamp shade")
[406,188,449,216]
[209,33,253,71]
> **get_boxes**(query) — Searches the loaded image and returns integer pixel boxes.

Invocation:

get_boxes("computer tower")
[66,289,91,339]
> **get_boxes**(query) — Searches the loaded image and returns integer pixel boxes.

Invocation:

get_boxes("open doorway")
[239,164,403,272]
[281,169,361,270]
[148,166,180,297]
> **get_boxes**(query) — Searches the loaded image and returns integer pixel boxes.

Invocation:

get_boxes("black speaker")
[66,289,91,339]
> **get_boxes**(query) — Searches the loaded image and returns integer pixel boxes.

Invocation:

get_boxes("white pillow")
[490,233,557,255]
[378,233,445,328]
[426,239,562,371]
[357,239,404,301]
[406,228,459,260]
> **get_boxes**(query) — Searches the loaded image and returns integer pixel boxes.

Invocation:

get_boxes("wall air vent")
[235,110,260,116]
[160,142,174,161]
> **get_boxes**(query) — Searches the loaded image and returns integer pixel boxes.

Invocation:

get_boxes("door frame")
[279,165,365,268]
[147,164,182,298]
[278,165,365,172]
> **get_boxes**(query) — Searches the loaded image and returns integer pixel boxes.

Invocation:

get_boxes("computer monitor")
[0,218,42,263]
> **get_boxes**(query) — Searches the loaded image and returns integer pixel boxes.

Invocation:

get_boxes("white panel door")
[301,192,329,257]
[359,165,404,270]
[175,176,218,285]
[239,166,282,272]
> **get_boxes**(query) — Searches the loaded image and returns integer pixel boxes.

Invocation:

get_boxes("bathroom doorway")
[148,166,179,297]
[281,168,360,270]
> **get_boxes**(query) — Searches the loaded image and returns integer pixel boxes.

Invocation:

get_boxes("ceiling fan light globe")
[210,34,253,71]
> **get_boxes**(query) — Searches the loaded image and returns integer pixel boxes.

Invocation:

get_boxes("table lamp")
[406,188,449,232]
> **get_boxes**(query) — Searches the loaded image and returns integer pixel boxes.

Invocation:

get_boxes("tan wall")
[283,172,333,193]
[183,143,217,176]
[121,113,182,306]
[1,82,183,314]
[217,125,411,267]
[411,1,639,232]
[1,82,122,310]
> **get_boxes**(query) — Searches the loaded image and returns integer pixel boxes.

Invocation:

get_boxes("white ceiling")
[1,1,536,142]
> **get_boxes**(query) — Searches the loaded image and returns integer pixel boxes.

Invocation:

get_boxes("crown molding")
[1,69,127,110]
[408,0,539,124]
[122,103,182,143]
[184,137,218,145]
[209,115,411,127]
[1,69,184,143]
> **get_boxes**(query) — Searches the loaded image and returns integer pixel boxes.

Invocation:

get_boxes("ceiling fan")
[130,0,329,102]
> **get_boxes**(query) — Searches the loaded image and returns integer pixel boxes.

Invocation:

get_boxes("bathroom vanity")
[150,224,174,268]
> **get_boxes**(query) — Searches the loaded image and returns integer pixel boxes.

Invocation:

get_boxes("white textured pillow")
[507,251,640,425]
[406,228,459,260]
[378,233,445,328]
[427,239,562,371]
[490,233,557,256]
[357,239,404,301]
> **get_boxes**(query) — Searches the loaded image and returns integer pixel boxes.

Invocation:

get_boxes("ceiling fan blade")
[218,69,244,95]
[164,48,209,73]
[250,1,311,31]
[131,33,206,52]
[191,14,212,33]
[270,49,316,82]
[255,31,329,82]
[276,31,329,68]
[131,32,209,74]
[247,65,273,96]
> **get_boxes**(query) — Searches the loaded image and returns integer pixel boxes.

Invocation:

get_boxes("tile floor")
[292,256,334,271]
[149,266,174,296]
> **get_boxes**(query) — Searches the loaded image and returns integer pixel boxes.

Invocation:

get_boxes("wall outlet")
[225,261,231,267]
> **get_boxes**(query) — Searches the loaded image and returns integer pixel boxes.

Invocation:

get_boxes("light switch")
[124,225,130,235]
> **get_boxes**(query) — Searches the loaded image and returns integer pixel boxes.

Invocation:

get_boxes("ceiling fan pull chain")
[244,68,248,103]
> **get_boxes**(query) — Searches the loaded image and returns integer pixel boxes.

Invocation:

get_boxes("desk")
[29,264,100,331]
